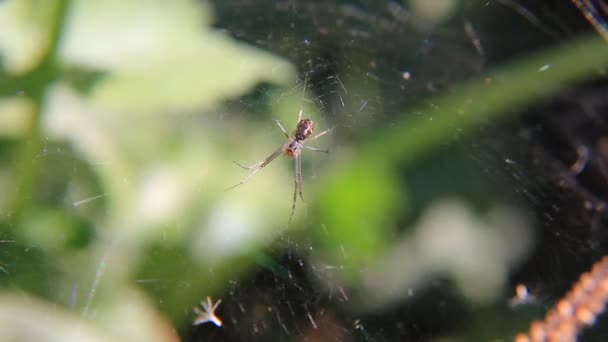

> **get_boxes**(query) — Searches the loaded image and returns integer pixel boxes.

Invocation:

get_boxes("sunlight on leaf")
[60,0,295,112]
[0,98,34,137]
[0,293,109,342]
[92,287,180,342]
[0,0,56,73]
[408,0,459,24]
[0,289,178,342]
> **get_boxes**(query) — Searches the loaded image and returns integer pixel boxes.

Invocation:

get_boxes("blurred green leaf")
[59,0,295,112]
[0,289,178,342]
[365,34,608,165]
[0,0,57,74]
[315,159,402,271]
[18,207,92,252]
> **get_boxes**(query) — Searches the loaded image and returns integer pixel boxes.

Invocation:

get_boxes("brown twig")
[515,256,608,341]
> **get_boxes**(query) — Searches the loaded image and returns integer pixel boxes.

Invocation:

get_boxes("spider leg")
[225,146,284,191]
[297,106,303,123]
[233,160,264,170]
[308,127,334,142]
[289,166,298,224]
[302,74,308,99]
[302,145,329,154]
[275,120,290,139]
[225,164,267,191]
[296,154,304,201]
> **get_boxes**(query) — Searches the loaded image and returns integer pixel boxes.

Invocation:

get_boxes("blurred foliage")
[0,0,296,340]
[314,33,608,279]
[0,0,607,341]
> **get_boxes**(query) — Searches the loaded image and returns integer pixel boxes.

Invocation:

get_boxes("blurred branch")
[570,0,608,42]
[515,256,608,341]
[5,0,71,219]
[363,33,608,166]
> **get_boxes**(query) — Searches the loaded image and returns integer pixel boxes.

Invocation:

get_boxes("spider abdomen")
[294,119,315,141]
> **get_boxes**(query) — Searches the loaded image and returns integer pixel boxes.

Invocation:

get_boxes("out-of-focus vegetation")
[1,0,607,341]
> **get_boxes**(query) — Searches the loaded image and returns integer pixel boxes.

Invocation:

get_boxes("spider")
[226,109,332,222]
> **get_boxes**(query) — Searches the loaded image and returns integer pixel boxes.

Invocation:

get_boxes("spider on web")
[226,108,333,222]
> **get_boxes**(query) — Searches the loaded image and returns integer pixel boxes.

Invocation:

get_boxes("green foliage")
[315,159,401,272]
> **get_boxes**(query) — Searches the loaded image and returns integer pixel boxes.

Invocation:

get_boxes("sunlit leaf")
[60,0,295,112]
[0,290,178,342]
[0,0,56,73]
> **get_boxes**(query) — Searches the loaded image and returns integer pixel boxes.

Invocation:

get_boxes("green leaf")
[314,159,402,272]
[59,0,296,112]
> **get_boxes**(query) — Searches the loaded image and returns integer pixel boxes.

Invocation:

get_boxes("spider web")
[1,1,608,341]
[181,1,608,341]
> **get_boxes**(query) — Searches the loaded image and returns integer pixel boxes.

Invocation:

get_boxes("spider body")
[285,139,303,158]
[286,119,315,157]
[226,110,332,223]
